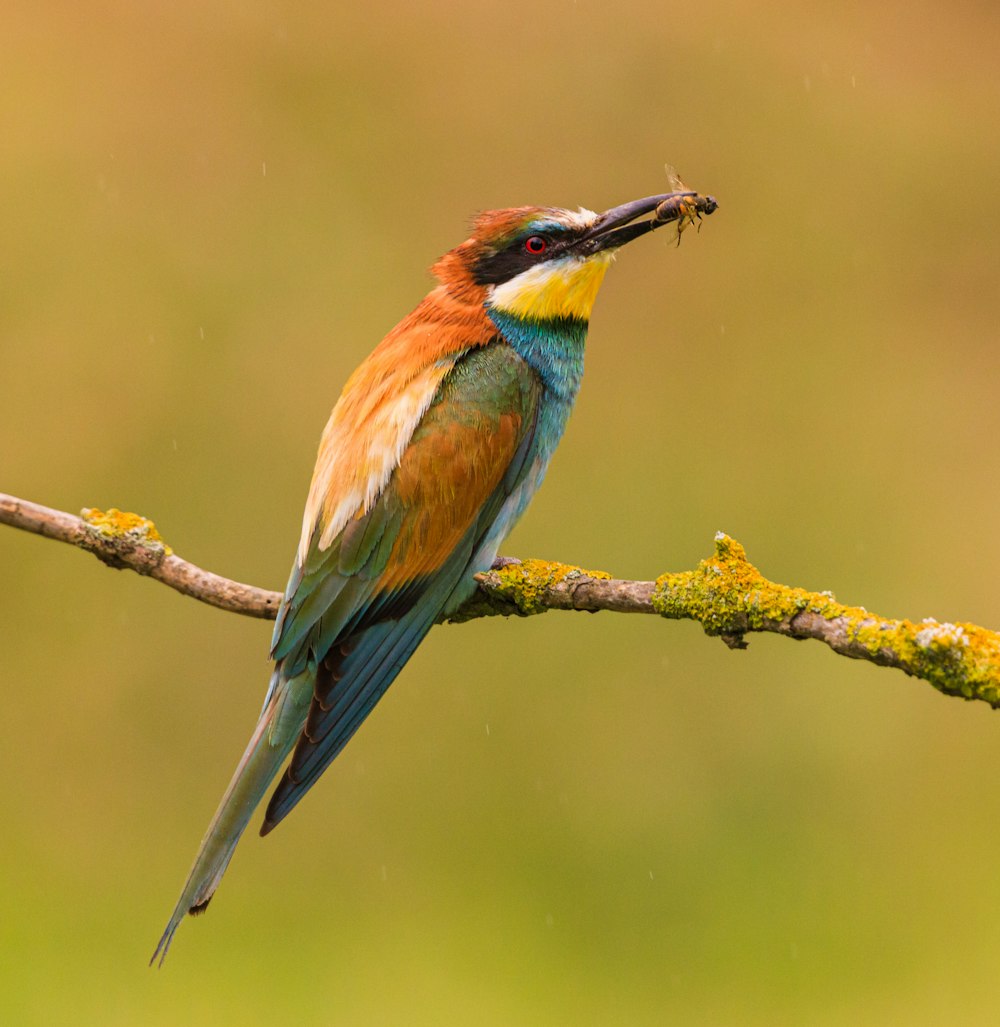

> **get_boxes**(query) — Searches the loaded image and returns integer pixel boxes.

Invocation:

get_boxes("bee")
[653,165,718,244]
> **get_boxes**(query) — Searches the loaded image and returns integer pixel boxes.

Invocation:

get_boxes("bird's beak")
[576,191,718,255]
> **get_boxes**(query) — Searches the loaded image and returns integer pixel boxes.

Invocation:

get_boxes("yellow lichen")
[652,532,1000,708]
[489,558,612,616]
[82,507,173,554]
[653,534,842,632]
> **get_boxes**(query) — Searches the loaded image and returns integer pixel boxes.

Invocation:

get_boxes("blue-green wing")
[261,341,543,832]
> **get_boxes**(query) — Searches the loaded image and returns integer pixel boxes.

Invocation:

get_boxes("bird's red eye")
[524,235,548,255]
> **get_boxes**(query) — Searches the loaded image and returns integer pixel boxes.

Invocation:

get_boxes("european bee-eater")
[153,188,715,964]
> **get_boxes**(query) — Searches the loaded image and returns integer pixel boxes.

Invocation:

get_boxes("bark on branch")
[0,493,281,618]
[3,491,999,709]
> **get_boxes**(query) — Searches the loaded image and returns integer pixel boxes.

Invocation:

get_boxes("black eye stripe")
[473,231,573,286]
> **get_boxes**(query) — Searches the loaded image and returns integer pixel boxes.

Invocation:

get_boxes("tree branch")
[4,491,1000,709]
[0,493,281,618]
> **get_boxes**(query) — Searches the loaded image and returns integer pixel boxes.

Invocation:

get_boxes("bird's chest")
[487,309,587,407]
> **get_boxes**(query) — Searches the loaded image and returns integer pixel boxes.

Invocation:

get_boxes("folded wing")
[262,341,542,831]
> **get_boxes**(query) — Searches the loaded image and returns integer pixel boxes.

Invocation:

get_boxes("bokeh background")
[3,1,1000,1022]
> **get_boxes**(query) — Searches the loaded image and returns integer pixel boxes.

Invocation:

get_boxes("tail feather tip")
[149,920,180,969]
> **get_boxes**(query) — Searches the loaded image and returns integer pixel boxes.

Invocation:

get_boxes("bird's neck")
[486,309,587,401]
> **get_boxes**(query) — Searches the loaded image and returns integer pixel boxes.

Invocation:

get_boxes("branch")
[4,492,1000,709]
[468,538,1000,708]
[0,493,281,618]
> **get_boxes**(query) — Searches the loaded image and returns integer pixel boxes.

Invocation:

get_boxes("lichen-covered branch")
[472,534,1000,708]
[4,493,1000,708]
[0,493,281,618]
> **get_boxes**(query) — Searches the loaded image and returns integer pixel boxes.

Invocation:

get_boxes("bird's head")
[433,193,707,322]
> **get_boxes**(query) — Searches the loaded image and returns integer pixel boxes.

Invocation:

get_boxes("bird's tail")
[150,666,311,966]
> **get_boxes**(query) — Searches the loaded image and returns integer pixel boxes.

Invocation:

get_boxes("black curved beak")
[576,191,718,254]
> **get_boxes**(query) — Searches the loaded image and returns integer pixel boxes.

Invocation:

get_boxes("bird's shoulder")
[299,286,497,559]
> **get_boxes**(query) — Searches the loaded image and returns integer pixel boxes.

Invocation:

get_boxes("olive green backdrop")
[2,1,999,1023]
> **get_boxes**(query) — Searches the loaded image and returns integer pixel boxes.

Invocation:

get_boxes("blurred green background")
[2,1,999,1023]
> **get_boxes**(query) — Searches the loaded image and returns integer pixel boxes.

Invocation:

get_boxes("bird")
[152,187,715,964]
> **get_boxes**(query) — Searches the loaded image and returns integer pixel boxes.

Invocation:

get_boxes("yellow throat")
[489,251,615,321]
